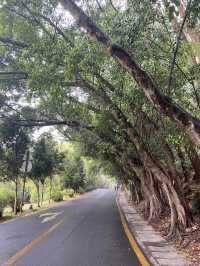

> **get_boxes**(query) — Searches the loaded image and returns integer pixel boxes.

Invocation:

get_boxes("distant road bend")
[0,189,140,266]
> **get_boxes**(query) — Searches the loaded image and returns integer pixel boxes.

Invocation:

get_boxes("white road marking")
[39,211,63,223]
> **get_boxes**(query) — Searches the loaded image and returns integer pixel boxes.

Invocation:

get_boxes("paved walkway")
[118,191,192,266]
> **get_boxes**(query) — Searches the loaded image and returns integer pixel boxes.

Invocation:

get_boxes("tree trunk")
[36,182,40,208]
[130,163,161,221]
[152,164,190,231]
[14,178,18,215]
[162,183,185,239]
[147,170,162,221]
[116,138,190,237]
[49,175,53,204]
[20,175,26,213]
[136,141,191,236]
[129,116,191,235]
[176,146,191,194]
[41,182,44,206]
[131,179,141,204]
[186,145,200,180]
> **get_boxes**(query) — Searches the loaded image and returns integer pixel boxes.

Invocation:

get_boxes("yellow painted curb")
[3,219,64,266]
[116,197,150,266]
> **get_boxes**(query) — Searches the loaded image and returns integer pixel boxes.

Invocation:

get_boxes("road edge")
[117,191,192,266]
[116,194,151,266]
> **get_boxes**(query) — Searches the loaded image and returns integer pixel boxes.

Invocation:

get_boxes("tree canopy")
[1,0,200,238]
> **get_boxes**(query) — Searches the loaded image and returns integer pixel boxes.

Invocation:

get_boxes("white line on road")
[39,211,63,223]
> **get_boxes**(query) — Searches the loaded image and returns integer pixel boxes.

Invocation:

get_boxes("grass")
[0,193,81,223]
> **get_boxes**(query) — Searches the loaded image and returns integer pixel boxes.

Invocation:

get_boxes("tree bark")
[177,146,191,182]
[133,138,191,234]
[36,182,40,208]
[163,184,181,239]
[20,175,26,213]
[0,36,28,48]
[41,182,44,206]
[184,145,200,182]
[14,178,18,215]
[131,179,141,204]
[49,175,53,204]
[128,158,162,221]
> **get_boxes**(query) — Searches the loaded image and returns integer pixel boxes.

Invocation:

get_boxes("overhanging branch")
[60,0,200,147]
[0,36,28,48]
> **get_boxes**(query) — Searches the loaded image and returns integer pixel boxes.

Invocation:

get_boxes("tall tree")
[31,133,61,206]
[0,115,30,214]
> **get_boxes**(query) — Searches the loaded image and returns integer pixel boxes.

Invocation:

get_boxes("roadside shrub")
[0,185,31,213]
[0,188,10,217]
[0,202,6,217]
[0,198,7,217]
[52,191,63,202]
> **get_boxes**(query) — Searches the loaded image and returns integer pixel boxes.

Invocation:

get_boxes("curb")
[117,191,192,266]
[116,195,151,266]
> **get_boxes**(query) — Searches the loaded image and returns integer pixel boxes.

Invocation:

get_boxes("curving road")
[0,189,140,266]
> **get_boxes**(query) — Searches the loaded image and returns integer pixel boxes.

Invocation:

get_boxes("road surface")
[0,189,140,266]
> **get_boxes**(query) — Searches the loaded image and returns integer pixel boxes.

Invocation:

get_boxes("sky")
[33,126,65,142]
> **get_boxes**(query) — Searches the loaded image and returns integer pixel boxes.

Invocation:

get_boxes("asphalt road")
[0,189,140,266]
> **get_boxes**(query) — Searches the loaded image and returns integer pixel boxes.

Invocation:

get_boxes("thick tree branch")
[0,71,27,76]
[0,71,28,80]
[0,36,28,48]
[60,0,200,147]
[9,118,94,130]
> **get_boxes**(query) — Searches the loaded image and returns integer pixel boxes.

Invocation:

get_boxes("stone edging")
[117,191,192,266]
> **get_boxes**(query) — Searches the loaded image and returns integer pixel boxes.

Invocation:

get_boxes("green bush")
[0,185,31,214]
[0,198,7,217]
[0,188,11,217]
[52,191,63,202]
